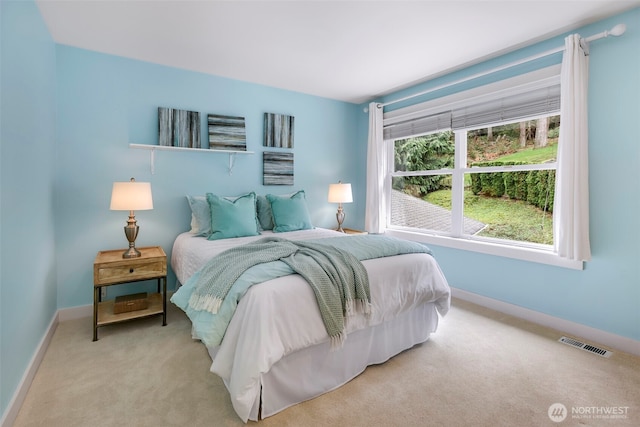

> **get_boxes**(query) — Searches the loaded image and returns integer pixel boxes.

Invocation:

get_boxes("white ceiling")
[36,0,639,104]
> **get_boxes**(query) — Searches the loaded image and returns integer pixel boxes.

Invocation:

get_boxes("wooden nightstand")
[93,246,167,341]
[343,228,368,235]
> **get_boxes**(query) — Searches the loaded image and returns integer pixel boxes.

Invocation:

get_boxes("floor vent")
[559,336,612,358]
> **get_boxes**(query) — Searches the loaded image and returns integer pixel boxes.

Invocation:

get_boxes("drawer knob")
[129,268,134,273]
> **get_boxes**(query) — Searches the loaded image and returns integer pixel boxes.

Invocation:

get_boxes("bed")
[170,192,451,422]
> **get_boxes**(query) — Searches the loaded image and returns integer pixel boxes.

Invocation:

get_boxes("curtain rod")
[374,23,626,111]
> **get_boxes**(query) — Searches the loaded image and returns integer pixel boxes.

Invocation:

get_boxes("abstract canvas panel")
[158,107,201,148]
[263,151,294,185]
[264,113,294,148]
[208,114,247,151]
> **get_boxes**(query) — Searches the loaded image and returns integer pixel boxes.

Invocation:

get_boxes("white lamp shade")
[110,181,153,211]
[328,183,353,203]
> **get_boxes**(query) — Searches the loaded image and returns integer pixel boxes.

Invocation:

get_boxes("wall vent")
[559,336,612,358]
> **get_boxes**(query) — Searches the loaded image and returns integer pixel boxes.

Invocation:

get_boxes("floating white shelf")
[129,143,254,175]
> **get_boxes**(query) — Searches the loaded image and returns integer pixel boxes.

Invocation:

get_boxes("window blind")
[451,84,561,130]
[383,110,452,140]
[382,67,562,140]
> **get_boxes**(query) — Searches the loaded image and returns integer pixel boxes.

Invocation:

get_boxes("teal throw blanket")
[188,236,371,347]
[179,234,433,347]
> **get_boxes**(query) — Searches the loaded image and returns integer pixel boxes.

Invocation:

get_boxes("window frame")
[382,66,583,270]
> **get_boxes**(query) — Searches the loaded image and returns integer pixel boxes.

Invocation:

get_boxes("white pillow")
[186,195,211,236]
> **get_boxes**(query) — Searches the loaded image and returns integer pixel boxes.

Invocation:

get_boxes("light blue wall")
[1,0,57,417]
[1,1,638,422]
[366,8,640,341]
[54,46,363,308]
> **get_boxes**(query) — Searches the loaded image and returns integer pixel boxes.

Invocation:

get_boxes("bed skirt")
[209,301,440,421]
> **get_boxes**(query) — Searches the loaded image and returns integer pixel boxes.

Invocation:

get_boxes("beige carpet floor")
[12,298,640,427]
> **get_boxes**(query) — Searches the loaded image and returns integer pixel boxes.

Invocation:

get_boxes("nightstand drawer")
[97,261,165,284]
[93,246,167,286]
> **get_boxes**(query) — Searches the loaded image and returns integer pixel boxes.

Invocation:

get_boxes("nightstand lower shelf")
[97,292,164,327]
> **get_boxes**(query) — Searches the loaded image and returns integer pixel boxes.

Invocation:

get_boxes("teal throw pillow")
[266,190,314,233]
[256,195,274,230]
[206,192,260,240]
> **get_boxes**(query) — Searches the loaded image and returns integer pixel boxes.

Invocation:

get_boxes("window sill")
[384,229,584,270]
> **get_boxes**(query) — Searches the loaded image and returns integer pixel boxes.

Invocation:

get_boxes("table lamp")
[110,178,153,258]
[328,182,352,233]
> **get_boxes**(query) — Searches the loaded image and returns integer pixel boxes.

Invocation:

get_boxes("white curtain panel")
[365,102,386,233]
[554,34,592,261]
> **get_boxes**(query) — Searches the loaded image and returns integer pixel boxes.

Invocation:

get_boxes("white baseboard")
[58,304,92,321]
[451,287,640,357]
[0,312,58,427]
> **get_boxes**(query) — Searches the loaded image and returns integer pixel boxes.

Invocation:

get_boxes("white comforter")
[171,228,451,422]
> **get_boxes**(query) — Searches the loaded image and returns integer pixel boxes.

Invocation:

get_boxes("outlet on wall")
[101,288,107,300]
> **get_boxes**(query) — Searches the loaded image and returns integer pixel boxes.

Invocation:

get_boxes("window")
[381,66,580,268]
[390,116,558,248]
